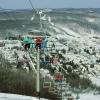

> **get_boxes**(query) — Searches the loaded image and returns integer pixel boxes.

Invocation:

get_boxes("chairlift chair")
[57,92,62,99]
[54,89,59,94]
[67,96,74,100]
[48,87,55,93]
[42,55,51,64]
[64,92,69,97]
[55,84,66,93]
[43,82,51,88]
[51,52,58,55]
[76,95,80,99]
[43,76,51,88]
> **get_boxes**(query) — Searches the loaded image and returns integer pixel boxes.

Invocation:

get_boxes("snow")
[31,15,35,21]
[90,76,100,86]
[85,17,95,23]
[0,93,49,100]
[78,93,100,100]
[57,25,80,37]
[63,93,100,100]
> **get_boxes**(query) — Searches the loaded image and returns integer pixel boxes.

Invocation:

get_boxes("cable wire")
[28,0,37,14]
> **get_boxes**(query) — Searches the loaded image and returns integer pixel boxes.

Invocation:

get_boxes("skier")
[36,36,42,49]
[30,39,35,49]
[23,37,30,51]
[55,72,63,83]
[41,37,48,49]
[52,55,59,65]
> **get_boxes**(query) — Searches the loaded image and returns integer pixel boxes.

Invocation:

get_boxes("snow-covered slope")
[0,9,100,99]
[78,93,100,100]
[0,93,100,100]
[0,93,48,100]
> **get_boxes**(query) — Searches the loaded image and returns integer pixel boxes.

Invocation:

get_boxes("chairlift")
[42,55,52,64]
[43,82,51,88]
[67,96,74,100]
[51,52,58,55]
[64,92,68,97]
[28,31,46,36]
[55,84,66,93]
[57,92,62,99]
[48,87,55,93]
[54,89,58,94]
[76,93,80,99]
[43,76,51,88]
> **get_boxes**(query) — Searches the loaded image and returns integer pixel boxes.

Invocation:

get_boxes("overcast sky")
[0,0,100,9]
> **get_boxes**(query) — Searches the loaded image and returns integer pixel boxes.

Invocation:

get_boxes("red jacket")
[36,36,42,44]
[55,73,63,81]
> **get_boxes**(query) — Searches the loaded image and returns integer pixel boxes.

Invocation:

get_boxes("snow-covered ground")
[78,93,100,100]
[0,93,100,100]
[63,93,100,100]
[0,93,48,100]
[90,76,100,86]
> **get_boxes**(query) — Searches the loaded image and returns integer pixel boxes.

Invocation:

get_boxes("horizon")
[1,8,100,10]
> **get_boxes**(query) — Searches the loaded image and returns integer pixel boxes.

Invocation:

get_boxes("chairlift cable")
[28,0,37,14]
[28,0,48,37]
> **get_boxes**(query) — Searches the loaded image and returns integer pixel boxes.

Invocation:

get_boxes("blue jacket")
[41,39,48,48]
[30,40,35,48]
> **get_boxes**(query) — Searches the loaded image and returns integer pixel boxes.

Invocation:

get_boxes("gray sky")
[0,0,100,9]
